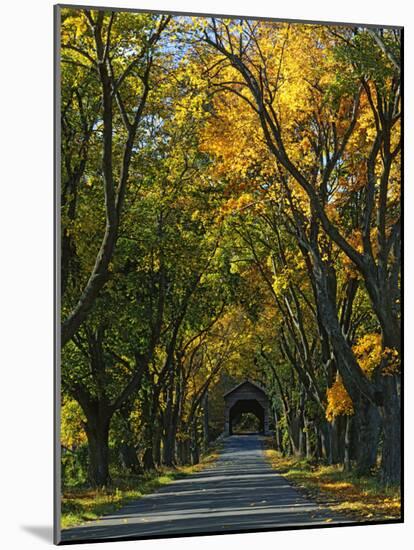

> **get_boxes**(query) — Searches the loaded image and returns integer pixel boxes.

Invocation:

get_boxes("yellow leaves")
[269,25,335,127]
[289,181,311,216]
[174,89,206,125]
[268,249,308,297]
[61,398,87,448]
[61,13,88,42]
[326,374,354,421]
[199,58,276,190]
[353,332,382,378]
[322,482,353,490]
[191,209,201,221]
[271,266,291,296]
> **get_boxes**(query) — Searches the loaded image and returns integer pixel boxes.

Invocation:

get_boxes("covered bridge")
[224,380,270,436]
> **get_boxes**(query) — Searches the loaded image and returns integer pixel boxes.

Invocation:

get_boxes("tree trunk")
[330,417,341,464]
[354,396,381,476]
[190,421,200,464]
[142,416,155,470]
[203,393,209,452]
[163,429,175,466]
[176,439,185,465]
[191,441,199,464]
[162,371,178,466]
[343,416,352,472]
[153,422,162,466]
[314,425,323,460]
[85,415,110,487]
[163,422,177,466]
[142,447,155,471]
[319,421,332,462]
[379,376,401,485]
[304,416,313,459]
[310,254,384,474]
[274,408,283,453]
[298,422,306,457]
[288,414,302,456]
[119,443,142,474]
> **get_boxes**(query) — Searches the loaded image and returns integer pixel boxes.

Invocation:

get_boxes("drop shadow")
[21,525,54,543]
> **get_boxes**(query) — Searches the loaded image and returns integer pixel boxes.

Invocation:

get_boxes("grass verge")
[61,444,221,529]
[264,441,400,522]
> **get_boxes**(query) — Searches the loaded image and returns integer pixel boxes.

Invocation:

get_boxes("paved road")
[61,435,343,543]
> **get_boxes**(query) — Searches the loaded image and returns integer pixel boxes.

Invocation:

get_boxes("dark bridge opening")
[229,399,265,435]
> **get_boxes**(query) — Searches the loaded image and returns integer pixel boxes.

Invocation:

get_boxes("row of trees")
[60,9,247,486]
[195,19,401,485]
[60,9,401,488]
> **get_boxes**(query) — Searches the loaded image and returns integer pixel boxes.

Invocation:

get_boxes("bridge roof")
[223,379,267,399]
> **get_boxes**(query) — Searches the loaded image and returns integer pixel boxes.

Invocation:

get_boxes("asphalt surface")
[61,434,343,543]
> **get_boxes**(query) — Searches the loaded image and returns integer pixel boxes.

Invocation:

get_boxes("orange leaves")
[219,193,269,219]
[381,347,400,376]
[341,229,370,278]
[324,202,341,225]
[326,374,354,421]
[221,193,254,214]
[352,333,399,377]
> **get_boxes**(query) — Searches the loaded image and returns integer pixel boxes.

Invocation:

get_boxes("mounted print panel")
[54,3,402,545]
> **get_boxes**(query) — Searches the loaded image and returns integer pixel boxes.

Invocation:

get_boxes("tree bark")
[119,443,142,474]
[153,422,162,466]
[142,447,155,471]
[319,421,332,462]
[273,407,283,453]
[354,396,381,476]
[304,415,313,459]
[190,422,200,465]
[84,414,110,487]
[203,392,209,451]
[343,416,352,472]
[329,417,341,464]
[379,376,401,485]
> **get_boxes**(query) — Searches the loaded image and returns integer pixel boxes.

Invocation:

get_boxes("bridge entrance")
[224,380,270,436]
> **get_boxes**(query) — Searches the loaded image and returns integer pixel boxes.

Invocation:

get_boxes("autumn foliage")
[59,7,401,504]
